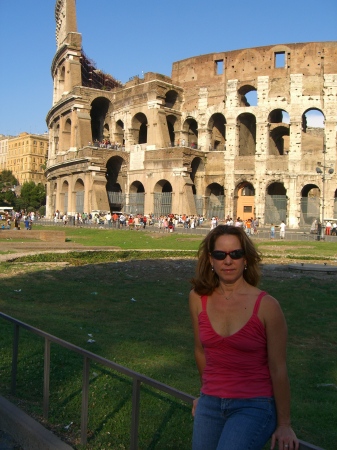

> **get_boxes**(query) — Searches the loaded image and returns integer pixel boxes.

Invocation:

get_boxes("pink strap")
[201,295,208,311]
[253,291,267,315]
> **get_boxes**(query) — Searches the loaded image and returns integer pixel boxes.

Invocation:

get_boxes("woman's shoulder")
[189,289,204,313]
[258,292,284,322]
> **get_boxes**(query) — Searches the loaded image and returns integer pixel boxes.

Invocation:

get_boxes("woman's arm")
[189,290,205,379]
[189,290,205,416]
[262,295,299,450]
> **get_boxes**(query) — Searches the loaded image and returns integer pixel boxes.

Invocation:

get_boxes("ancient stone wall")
[46,2,337,227]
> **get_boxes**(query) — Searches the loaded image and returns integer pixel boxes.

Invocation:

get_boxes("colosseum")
[46,0,337,228]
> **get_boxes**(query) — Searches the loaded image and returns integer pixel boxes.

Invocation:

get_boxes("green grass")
[0,229,336,449]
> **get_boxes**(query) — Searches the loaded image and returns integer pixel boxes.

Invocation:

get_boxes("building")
[6,132,49,185]
[0,135,10,171]
[45,0,337,227]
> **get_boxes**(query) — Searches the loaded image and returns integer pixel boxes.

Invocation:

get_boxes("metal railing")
[0,312,194,448]
[0,313,324,450]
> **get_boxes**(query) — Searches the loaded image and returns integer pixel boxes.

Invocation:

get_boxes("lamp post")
[316,143,334,239]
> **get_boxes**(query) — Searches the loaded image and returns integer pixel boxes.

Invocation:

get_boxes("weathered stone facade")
[46,0,337,227]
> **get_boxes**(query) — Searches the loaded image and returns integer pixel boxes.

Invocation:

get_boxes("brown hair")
[191,225,262,295]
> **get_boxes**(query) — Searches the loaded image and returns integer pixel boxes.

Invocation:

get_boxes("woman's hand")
[192,397,199,417]
[270,425,299,450]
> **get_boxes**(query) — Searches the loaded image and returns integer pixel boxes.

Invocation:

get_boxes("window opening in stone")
[245,91,257,106]
[275,52,285,68]
[238,85,257,106]
[215,60,223,75]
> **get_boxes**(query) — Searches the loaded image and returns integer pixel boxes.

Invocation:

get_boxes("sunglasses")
[211,249,245,260]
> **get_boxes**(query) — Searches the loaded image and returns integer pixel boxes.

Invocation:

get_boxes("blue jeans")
[192,393,276,450]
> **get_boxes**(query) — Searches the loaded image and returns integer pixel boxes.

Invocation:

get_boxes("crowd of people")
[88,139,125,150]
[0,210,37,230]
[310,218,337,236]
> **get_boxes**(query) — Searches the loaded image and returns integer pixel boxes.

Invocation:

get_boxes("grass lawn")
[0,229,336,449]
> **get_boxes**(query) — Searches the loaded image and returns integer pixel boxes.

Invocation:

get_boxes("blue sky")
[0,0,336,136]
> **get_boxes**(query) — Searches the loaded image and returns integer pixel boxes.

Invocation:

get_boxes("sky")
[0,0,336,136]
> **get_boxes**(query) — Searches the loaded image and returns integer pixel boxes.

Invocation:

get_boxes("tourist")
[280,221,286,239]
[270,223,275,239]
[210,217,217,230]
[189,225,298,450]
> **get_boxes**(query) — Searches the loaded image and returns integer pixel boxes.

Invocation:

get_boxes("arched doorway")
[300,184,320,226]
[265,182,287,224]
[61,180,69,214]
[208,113,226,151]
[236,182,255,221]
[268,109,290,155]
[237,113,256,156]
[132,113,148,144]
[153,180,172,217]
[166,115,177,147]
[205,183,225,219]
[183,118,198,148]
[106,156,126,211]
[74,179,84,214]
[190,157,205,215]
[128,181,145,215]
[90,97,111,142]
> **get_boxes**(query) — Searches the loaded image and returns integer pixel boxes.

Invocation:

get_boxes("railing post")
[43,338,51,419]
[11,324,19,395]
[130,378,141,450]
[81,356,90,446]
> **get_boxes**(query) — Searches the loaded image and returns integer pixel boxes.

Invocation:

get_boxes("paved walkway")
[0,431,22,450]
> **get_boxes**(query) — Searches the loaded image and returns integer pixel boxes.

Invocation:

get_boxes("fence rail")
[0,314,324,450]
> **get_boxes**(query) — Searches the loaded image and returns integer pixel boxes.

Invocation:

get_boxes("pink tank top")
[199,291,273,398]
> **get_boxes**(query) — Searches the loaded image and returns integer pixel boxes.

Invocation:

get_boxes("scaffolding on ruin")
[80,50,122,91]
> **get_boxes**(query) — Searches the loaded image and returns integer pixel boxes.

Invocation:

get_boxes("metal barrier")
[0,312,193,448]
[0,314,324,449]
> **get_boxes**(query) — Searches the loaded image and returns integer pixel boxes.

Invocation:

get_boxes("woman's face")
[209,234,246,284]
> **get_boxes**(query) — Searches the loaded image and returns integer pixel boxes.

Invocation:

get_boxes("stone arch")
[153,180,172,217]
[74,178,85,214]
[302,108,325,158]
[115,120,125,146]
[90,97,112,142]
[265,182,287,224]
[165,90,179,108]
[106,155,127,211]
[129,181,145,215]
[167,115,178,146]
[235,181,255,221]
[106,155,126,192]
[62,118,71,151]
[205,183,225,219]
[208,113,226,151]
[53,122,60,154]
[300,183,320,226]
[238,85,257,107]
[103,123,110,139]
[268,109,290,155]
[131,112,148,144]
[237,113,256,156]
[61,180,69,214]
[183,117,198,148]
[191,157,205,214]
[59,66,65,97]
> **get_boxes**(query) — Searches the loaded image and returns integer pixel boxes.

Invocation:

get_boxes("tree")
[17,182,46,211]
[0,170,18,188]
[0,170,18,206]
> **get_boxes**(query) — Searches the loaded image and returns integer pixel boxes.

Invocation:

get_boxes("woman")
[189,225,298,450]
